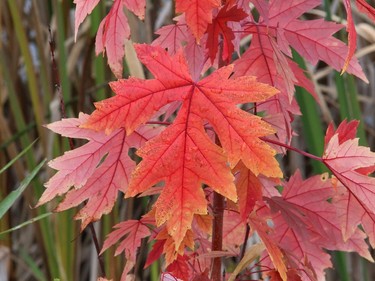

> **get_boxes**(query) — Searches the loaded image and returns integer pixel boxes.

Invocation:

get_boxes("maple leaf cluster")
[39,0,375,280]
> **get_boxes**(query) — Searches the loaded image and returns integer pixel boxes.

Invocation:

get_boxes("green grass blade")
[0,139,38,175]
[344,75,367,145]
[50,3,77,280]
[0,159,46,219]
[7,0,46,148]
[0,42,60,278]
[292,50,327,173]
[333,252,350,281]
[52,0,72,108]
[19,248,48,281]
[0,212,52,237]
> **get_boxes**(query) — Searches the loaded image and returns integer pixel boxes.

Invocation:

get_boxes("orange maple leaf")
[84,44,281,249]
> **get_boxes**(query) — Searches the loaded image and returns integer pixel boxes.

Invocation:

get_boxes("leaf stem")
[261,137,323,162]
[240,224,250,260]
[89,223,106,276]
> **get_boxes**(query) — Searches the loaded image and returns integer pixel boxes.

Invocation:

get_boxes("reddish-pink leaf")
[266,171,372,279]
[334,184,375,248]
[282,19,367,82]
[175,0,221,40]
[191,271,210,281]
[234,0,367,143]
[271,171,370,258]
[234,31,307,144]
[250,0,269,22]
[346,0,375,73]
[124,0,145,19]
[270,211,329,280]
[268,0,321,26]
[324,119,359,147]
[101,219,152,277]
[240,0,367,79]
[74,0,100,40]
[152,17,190,55]
[356,0,375,22]
[95,0,129,78]
[77,0,145,77]
[184,35,208,80]
[342,0,357,74]
[323,134,375,214]
[37,113,158,229]
[323,121,375,249]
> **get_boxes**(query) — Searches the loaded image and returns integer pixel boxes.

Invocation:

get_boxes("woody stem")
[211,191,225,280]
[211,40,226,280]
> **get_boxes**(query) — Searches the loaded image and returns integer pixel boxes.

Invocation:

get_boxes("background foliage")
[0,0,375,280]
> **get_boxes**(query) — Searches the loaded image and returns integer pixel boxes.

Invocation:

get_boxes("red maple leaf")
[74,0,146,40]
[101,218,152,278]
[95,0,130,78]
[356,0,375,22]
[83,44,281,250]
[334,183,375,249]
[342,0,357,74]
[152,15,208,80]
[265,170,372,279]
[342,0,375,73]
[37,113,158,229]
[74,0,100,40]
[74,0,145,77]
[175,0,221,40]
[323,120,375,247]
[206,4,247,63]
[234,0,367,144]
[262,0,366,80]
[166,255,191,281]
[323,121,375,219]
[152,15,190,55]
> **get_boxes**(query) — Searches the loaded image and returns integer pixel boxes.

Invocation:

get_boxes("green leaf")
[0,159,46,219]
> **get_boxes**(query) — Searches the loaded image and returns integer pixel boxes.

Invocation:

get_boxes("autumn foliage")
[38,0,375,280]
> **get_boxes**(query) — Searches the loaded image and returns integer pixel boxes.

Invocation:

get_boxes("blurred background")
[0,0,375,280]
